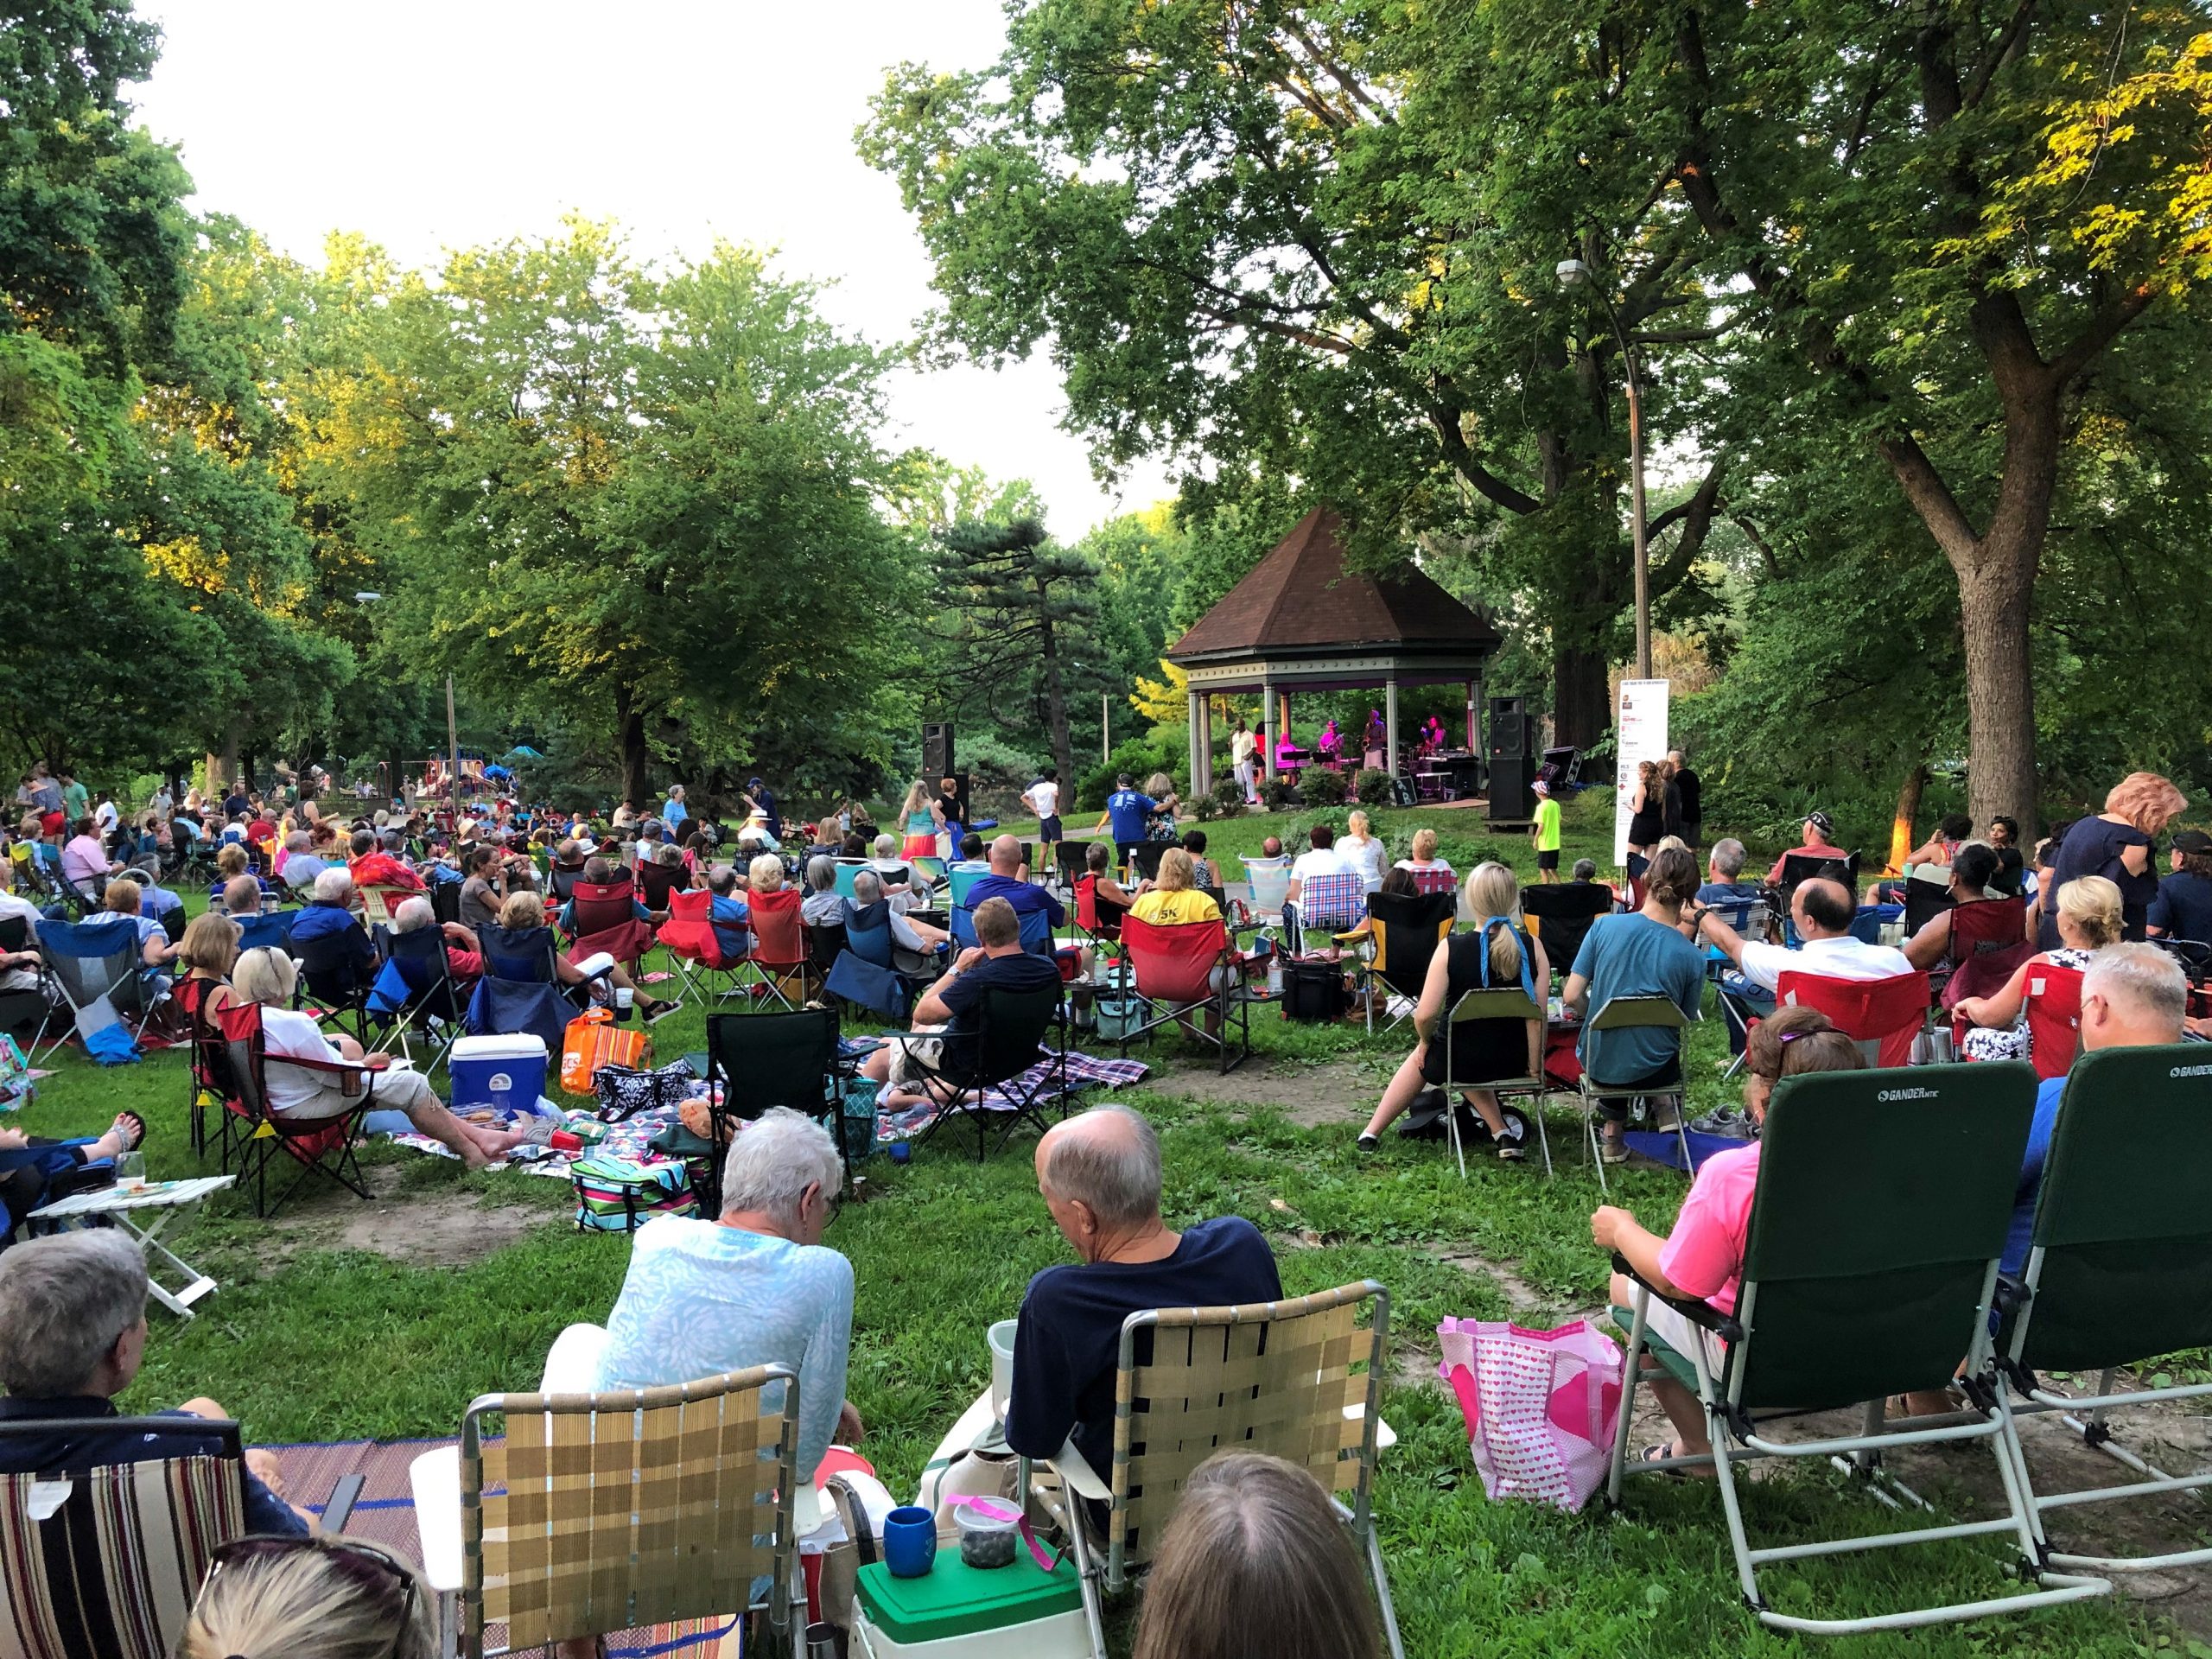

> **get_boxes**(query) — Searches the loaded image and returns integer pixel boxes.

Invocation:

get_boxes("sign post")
[1612,678,1671,870]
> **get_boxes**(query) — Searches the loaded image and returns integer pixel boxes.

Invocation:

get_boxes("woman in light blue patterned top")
[592,1109,857,1480]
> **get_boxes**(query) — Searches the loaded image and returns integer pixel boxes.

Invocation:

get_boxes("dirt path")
[1143,1053,1384,1127]
[259,1165,556,1268]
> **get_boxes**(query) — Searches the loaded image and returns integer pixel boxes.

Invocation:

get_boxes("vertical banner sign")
[1612,678,1671,868]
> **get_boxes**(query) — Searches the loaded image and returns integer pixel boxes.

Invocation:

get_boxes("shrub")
[1075,726,1187,812]
[1353,767,1393,807]
[1211,778,1245,812]
[1262,775,1300,813]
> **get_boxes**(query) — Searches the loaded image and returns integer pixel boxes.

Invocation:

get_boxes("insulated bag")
[558,1007,651,1096]
[594,1058,697,1122]
[1281,959,1348,1022]
[569,1154,697,1232]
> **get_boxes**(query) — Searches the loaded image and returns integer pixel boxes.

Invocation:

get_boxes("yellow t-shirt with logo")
[1130,887,1224,926]
[1534,797,1562,852]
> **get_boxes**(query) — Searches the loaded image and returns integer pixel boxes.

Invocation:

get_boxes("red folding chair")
[656,887,741,1006]
[739,887,810,1011]
[1074,873,1125,949]
[1776,969,1930,1067]
[2020,961,2086,1081]
[214,1001,381,1217]
[564,875,657,972]
[1939,896,2034,1008]
[1118,914,1251,1073]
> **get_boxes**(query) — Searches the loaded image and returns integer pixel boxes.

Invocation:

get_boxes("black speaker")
[922,721,956,779]
[1487,755,1535,823]
[1488,697,1528,759]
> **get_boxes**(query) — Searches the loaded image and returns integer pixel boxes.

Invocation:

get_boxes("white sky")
[130,0,1178,535]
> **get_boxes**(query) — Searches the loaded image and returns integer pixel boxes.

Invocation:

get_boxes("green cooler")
[852,1552,1088,1658]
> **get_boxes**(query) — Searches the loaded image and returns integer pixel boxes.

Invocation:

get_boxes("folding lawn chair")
[735,886,809,1010]
[1902,873,1956,940]
[636,856,685,916]
[216,999,378,1217]
[231,909,297,955]
[1291,871,1364,952]
[1020,1281,1403,1659]
[563,875,657,975]
[1607,1061,2109,1634]
[357,883,413,930]
[1776,969,1929,1068]
[293,918,378,1046]
[544,858,588,902]
[31,916,148,1065]
[409,1366,806,1659]
[703,1007,848,1179]
[1348,888,1455,1034]
[1990,1044,2212,1580]
[1439,985,1551,1179]
[1242,855,1291,921]
[2020,963,2085,1081]
[372,922,468,1077]
[0,1415,249,1659]
[656,887,741,1007]
[175,974,236,1165]
[1774,850,1860,913]
[1520,882,1612,986]
[0,912,48,1042]
[1072,874,1125,950]
[947,866,990,907]
[1408,865,1459,899]
[1576,992,1694,1192]
[887,983,1069,1161]
[1941,897,2034,1009]
[1118,914,1251,1073]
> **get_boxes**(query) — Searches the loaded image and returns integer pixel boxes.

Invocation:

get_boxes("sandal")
[1636,1442,1690,1479]
[111,1111,147,1152]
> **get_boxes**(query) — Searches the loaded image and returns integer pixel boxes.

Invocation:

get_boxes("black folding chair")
[374,923,467,1076]
[294,921,378,1046]
[1520,883,1612,984]
[890,984,1069,1162]
[704,1007,849,1180]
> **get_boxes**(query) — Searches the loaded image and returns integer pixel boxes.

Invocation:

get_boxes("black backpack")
[1282,959,1348,1022]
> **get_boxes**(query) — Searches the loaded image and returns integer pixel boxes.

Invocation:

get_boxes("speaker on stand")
[1486,696,1536,823]
[922,722,956,780]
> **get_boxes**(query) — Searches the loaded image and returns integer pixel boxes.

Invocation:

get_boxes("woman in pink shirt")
[1589,1007,1862,1472]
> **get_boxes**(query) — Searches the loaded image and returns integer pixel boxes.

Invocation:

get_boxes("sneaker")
[1599,1134,1630,1166]
[1496,1118,1526,1163]
[1649,1097,1682,1133]
[1691,1107,1746,1136]
[1356,1133,1379,1154]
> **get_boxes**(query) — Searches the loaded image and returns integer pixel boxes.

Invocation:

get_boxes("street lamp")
[1556,257,1651,681]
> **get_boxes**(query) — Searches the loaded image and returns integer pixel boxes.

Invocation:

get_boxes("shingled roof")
[1166,507,1498,663]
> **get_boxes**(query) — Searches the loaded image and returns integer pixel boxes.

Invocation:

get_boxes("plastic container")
[956,1503,1020,1569]
[853,1555,1086,1659]
[987,1320,1018,1421]
[448,1035,550,1117]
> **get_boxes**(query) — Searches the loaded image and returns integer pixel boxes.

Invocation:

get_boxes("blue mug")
[882,1505,938,1578]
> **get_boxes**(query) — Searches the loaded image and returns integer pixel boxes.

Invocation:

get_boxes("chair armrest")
[409,1445,464,1592]
[322,1471,365,1533]
[1610,1251,1745,1344]
[1049,1437,1111,1503]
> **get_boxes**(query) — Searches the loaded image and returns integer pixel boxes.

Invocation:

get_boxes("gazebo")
[1166,507,1502,792]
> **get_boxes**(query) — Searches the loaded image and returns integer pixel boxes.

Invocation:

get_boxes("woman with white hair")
[231,946,529,1168]
[538,1109,860,1477]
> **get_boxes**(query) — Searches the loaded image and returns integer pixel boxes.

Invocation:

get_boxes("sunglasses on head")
[201,1535,418,1658]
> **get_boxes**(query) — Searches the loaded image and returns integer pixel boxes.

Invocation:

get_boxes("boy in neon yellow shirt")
[1530,779,1562,883]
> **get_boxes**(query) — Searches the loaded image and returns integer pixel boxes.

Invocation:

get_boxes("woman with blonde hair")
[1339,808,1389,893]
[1393,824,1453,880]
[1357,861,1548,1161]
[898,779,938,860]
[180,1535,436,1659]
[2041,772,2190,945]
[1958,874,2123,1063]
[1131,1452,1382,1659]
[1144,770,1181,838]
[1129,847,1221,926]
[175,911,241,1015]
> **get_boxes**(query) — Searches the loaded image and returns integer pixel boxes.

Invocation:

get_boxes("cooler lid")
[855,1553,1081,1643]
[448,1035,549,1062]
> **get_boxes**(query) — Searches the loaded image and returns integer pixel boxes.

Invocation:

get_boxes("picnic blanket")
[874,1048,1149,1143]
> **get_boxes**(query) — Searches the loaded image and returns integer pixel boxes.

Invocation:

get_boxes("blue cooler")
[448,1035,551,1119]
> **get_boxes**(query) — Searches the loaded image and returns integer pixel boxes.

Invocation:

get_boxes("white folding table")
[27,1175,235,1318]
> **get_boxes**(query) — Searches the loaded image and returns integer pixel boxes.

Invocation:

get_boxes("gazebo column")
[1385,678,1400,779]
[1186,690,1203,798]
[1261,674,1276,784]
[1466,679,1478,753]
[1198,696,1215,794]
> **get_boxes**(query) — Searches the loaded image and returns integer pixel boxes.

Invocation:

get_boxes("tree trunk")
[1956,552,2038,838]
[387,747,405,806]
[1886,759,1929,875]
[1551,646,1611,753]
[615,684,650,810]
[1035,581,1077,791]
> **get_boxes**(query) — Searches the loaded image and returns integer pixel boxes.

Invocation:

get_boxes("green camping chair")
[1440,987,1552,1179]
[1608,1062,2112,1634]
[1991,1044,2212,1578]
[1577,991,1694,1190]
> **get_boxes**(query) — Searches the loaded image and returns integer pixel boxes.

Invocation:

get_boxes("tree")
[859,2,1729,746]
[1629,2,2212,827]
[933,518,1096,790]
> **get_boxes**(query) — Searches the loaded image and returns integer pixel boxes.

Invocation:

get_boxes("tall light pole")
[1555,258,1651,680]
[355,591,460,809]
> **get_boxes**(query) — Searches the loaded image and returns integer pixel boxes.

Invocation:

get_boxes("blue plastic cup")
[882,1505,938,1578]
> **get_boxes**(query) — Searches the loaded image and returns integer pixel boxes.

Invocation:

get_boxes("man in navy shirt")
[857,897,1061,1103]
[0,1231,308,1536]
[2147,830,2212,945]
[1098,773,1158,871]
[965,834,1066,930]
[2004,944,2185,1274]
[1004,1105,1281,1484]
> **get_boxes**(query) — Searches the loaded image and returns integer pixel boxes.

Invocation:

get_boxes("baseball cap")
[1531,779,1549,796]
[1807,810,1835,835]
[2172,829,2212,856]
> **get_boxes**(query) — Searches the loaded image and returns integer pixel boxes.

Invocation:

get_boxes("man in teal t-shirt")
[1530,779,1563,882]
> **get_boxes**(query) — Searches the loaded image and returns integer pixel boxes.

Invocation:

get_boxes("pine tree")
[934,518,1097,790]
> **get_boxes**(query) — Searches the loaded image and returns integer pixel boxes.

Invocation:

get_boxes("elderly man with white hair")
[391,893,484,983]
[287,865,378,982]
[849,867,950,953]
[537,1108,860,1477]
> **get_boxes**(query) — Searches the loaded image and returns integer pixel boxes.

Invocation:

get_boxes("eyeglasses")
[201,1535,418,1658]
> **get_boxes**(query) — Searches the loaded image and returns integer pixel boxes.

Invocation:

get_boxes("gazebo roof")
[1166,507,1500,665]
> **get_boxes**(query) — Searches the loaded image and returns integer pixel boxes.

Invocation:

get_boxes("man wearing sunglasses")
[0,1231,311,1535]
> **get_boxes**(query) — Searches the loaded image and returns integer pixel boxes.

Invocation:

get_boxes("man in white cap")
[1529,778,1563,883]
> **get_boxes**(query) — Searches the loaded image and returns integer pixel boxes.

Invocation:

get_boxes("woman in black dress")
[1357,862,1550,1161]
[1626,760,1665,874]
[2038,772,2189,946]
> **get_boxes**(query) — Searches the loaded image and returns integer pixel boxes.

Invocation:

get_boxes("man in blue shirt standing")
[2147,830,2212,945]
[1098,773,1158,872]
[2003,944,2186,1274]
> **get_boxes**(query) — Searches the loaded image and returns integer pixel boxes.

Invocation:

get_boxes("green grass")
[4,859,2187,1657]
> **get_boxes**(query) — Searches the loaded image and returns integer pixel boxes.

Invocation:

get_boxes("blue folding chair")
[32,918,147,1065]
[232,911,298,955]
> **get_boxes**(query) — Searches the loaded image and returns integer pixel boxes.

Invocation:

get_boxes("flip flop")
[1637,1442,1691,1478]
[110,1111,147,1152]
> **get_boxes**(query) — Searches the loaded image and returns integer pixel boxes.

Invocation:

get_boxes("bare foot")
[245,1447,289,1497]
